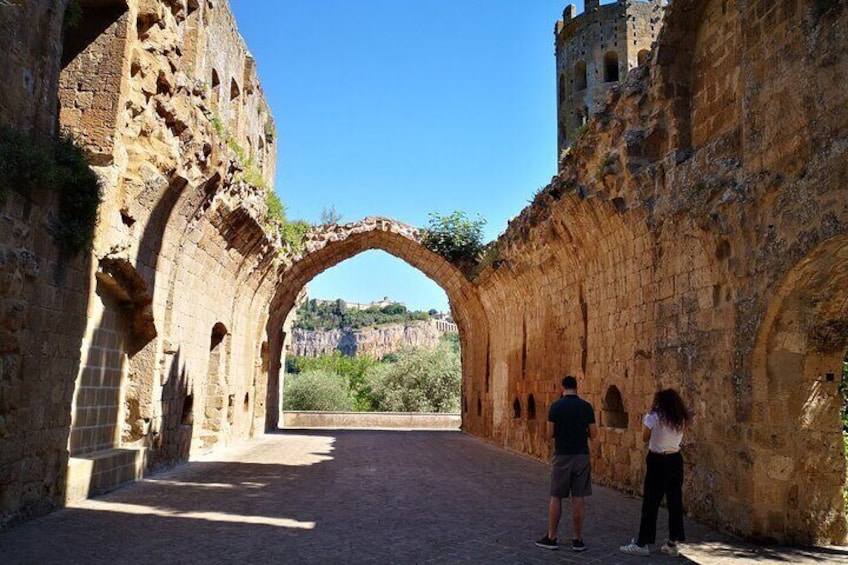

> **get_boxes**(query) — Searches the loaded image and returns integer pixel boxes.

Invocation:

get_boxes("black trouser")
[637,452,685,545]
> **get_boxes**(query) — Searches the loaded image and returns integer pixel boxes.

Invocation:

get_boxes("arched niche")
[750,235,848,545]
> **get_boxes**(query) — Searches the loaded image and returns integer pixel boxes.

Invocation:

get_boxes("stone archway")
[264,217,489,430]
[750,235,848,545]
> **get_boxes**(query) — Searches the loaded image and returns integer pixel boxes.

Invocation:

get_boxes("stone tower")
[555,0,664,163]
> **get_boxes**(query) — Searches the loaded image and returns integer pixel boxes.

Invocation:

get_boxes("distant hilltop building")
[314,296,405,311]
[555,0,665,163]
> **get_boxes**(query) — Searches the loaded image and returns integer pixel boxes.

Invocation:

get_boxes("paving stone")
[0,430,845,564]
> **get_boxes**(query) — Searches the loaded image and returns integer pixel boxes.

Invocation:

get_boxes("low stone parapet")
[65,448,146,505]
[281,411,461,430]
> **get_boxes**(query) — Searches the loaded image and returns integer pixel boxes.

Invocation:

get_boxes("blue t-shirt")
[548,394,596,455]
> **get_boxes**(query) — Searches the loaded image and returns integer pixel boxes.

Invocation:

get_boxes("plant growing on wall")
[0,127,103,255]
[421,211,487,272]
[264,189,311,254]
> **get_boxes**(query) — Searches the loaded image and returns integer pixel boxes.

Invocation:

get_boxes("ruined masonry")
[555,0,663,158]
[0,0,846,548]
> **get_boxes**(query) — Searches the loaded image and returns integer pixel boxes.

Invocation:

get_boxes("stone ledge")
[65,447,146,505]
[281,411,460,430]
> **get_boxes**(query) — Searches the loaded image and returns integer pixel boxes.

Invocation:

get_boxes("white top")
[643,412,683,453]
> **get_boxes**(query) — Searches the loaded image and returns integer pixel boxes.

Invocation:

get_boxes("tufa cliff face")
[291,320,448,359]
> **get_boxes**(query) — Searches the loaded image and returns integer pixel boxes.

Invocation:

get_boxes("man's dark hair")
[562,375,577,390]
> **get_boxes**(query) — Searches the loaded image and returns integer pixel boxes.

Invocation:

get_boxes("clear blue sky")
[230,1,590,312]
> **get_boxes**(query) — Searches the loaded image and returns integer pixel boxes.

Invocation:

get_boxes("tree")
[283,369,355,411]
[320,205,343,224]
[381,303,406,315]
[365,342,461,413]
[332,298,347,316]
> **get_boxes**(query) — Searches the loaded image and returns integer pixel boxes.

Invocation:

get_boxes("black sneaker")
[535,535,558,550]
[572,539,587,552]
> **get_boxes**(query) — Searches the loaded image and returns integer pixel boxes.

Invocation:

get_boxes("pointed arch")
[265,217,489,430]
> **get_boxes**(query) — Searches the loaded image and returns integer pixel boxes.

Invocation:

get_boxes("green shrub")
[0,127,102,255]
[283,369,355,411]
[287,350,378,411]
[52,134,103,254]
[421,211,487,268]
[365,342,461,413]
[574,123,589,139]
[280,219,311,254]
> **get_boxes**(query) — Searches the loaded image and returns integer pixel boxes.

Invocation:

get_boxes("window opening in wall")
[181,393,194,425]
[521,317,527,379]
[558,74,566,104]
[227,394,235,425]
[574,108,585,130]
[604,51,619,82]
[477,396,482,416]
[211,322,227,350]
[527,395,536,420]
[602,385,628,428]
[513,398,521,419]
[203,322,229,446]
[230,78,241,101]
[574,61,587,91]
[243,392,250,410]
[485,339,491,393]
[211,69,220,106]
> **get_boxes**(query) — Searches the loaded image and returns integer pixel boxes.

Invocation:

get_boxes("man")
[535,375,597,552]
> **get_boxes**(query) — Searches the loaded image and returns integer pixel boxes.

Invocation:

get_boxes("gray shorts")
[550,453,592,498]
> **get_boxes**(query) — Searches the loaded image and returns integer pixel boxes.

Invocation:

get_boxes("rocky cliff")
[292,320,447,359]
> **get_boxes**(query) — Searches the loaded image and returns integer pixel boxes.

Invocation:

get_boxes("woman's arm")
[642,425,652,443]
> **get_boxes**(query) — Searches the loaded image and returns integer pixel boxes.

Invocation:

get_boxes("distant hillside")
[293,321,450,359]
[294,298,450,331]
[291,299,457,359]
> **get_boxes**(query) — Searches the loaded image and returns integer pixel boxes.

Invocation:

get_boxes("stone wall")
[555,0,663,157]
[0,0,69,138]
[0,0,92,530]
[1,0,846,549]
[291,319,449,359]
[0,0,281,529]
[466,0,848,546]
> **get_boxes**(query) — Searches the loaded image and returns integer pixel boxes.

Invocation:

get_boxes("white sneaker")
[619,540,650,556]
[661,543,680,557]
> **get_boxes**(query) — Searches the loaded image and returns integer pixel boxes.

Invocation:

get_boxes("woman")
[619,388,692,557]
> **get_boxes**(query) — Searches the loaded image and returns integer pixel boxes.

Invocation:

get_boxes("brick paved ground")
[1,430,846,564]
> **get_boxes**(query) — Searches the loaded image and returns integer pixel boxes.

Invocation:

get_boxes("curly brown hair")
[651,388,692,431]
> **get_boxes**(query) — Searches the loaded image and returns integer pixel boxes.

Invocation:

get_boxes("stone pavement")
[1,430,846,565]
